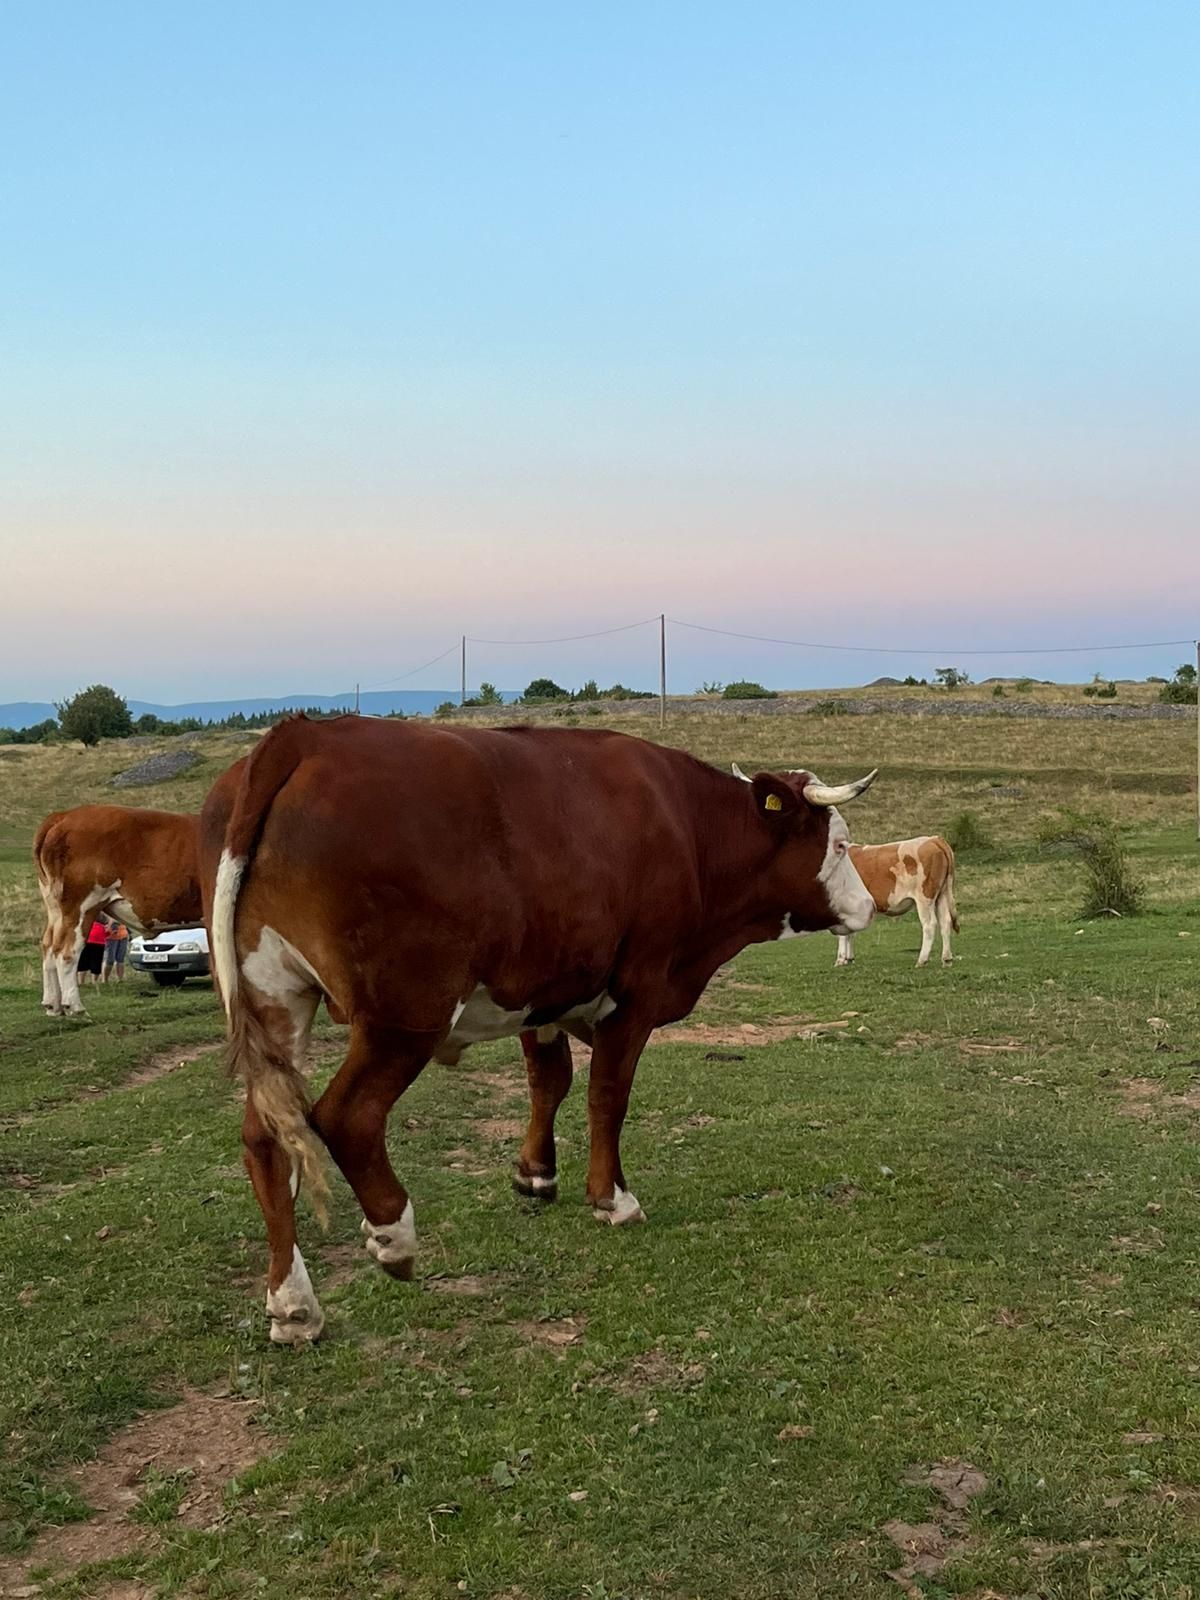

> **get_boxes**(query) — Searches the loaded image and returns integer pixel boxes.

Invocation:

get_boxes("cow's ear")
[751,773,800,818]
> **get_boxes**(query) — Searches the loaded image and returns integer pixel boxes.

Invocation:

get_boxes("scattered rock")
[110,749,201,789]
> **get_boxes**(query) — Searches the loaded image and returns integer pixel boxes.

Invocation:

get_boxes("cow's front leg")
[834,934,855,967]
[586,1013,653,1225]
[242,1099,324,1345]
[514,1029,574,1199]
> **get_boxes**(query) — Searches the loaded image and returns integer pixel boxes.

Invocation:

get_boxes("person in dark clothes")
[77,916,107,986]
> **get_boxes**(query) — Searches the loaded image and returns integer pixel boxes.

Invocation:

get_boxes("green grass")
[0,717,1198,1597]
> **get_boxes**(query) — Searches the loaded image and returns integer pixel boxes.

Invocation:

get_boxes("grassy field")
[0,708,1198,1599]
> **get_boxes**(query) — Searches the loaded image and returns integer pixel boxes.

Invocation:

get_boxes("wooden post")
[659,614,667,729]
[1196,640,1199,841]
[354,682,360,715]
[461,636,467,706]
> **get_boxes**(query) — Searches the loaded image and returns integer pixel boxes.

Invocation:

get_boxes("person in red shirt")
[77,916,108,987]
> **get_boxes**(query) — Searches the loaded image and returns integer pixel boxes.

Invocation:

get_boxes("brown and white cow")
[198,715,877,1343]
[35,806,202,1015]
[834,836,958,968]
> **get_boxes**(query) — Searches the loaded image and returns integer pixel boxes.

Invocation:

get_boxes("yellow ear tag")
[764,793,783,811]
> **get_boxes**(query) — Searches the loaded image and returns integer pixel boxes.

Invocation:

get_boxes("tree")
[934,666,971,689]
[1176,662,1197,685]
[523,678,568,702]
[56,684,133,746]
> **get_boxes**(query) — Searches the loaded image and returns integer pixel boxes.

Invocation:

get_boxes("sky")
[2,1,1197,704]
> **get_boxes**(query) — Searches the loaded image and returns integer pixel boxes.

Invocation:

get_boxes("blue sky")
[2,2,1196,702]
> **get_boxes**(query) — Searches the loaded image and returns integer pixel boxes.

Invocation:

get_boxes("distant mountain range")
[0,690,520,731]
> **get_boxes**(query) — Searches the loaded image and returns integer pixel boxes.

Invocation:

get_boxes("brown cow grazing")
[833,836,958,968]
[35,806,201,1015]
[199,715,877,1344]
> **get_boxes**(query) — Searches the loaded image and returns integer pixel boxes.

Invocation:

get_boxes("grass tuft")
[1036,808,1146,918]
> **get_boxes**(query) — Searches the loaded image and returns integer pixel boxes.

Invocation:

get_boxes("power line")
[669,618,1196,658]
[467,618,659,647]
[359,641,461,691]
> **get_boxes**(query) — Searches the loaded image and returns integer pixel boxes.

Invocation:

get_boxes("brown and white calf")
[834,836,958,967]
[35,806,202,1015]
[199,715,877,1343]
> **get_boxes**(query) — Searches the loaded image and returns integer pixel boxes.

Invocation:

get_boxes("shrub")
[934,666,971,689]
[1014,678,1034,693]
[944,810,993,853]
[574,679,600,701]
[435,701,456,716]
[1095,681,1117,699]
[991,683,1006,698]
[902,675,920,687]
[722,681,777,700]
[698,680,725,695]
[56,684,133,746]
[810,699,850,716]
[602,683,653,700]
[463,682,504,707]
[1158,664,1198,705]
[1036,809,1144,919]
[523,678,568,702]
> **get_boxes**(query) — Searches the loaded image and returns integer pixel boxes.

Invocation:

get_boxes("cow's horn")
[731,762,752,782]
[800,769,878,807]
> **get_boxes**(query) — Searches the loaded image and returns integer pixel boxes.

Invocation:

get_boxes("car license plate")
[141,952,170,964]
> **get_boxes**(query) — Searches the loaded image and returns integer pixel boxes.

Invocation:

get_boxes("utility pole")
[354,682,360,715]
[659,614,667,730]
[461,636,467,706]
[1195,640,1199,842]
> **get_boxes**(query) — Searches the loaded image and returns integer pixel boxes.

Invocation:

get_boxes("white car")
[129,927,211,987]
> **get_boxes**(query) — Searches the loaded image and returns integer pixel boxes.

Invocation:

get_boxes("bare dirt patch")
[424,1272,505,1297]
[0,1389,269,1595]
[471,1118,525,1142]
[671,1112,717,1133]
[1115,1077,1200,1120]
[511,1316,586,1354]
[654,1019,849,1047]
[122,1042,216,1089]
[596,1346,707,1397]
[883,1459,989,1594]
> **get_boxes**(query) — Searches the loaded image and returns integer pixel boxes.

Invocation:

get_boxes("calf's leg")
[514,1029,574,1198]
[936,893,955,965]
[915,899,937,967]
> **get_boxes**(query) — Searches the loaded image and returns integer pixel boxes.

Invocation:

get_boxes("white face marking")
[361,1200,417,1269]
[266,1245,324,1344]
[817,809,875,935]
[446,987,616,1046]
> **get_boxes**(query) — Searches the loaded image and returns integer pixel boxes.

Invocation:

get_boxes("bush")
[56,684,133,746]
[722,681,777,700]
[575,679,600,701]
[991,684,1006,698]
[523,678,569,702]
[601,683,653,700]
[934,666,971,689]
[698,680,724,695]
[1036,809,1144,919]
[944,810,993,853]
[1015,678,1034,693]
[435,701,456,717]
[902,675,921,687]
[810,698,850,716]
[1095,681,1117,699]
[1158,664,1198,705]
[463,682,504,707]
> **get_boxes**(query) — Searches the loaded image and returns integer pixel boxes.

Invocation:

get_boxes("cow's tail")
[32,811,66,888]
[213,721,330,1218]
[934,836,960,931]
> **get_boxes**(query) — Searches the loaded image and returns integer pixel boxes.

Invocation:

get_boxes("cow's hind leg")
[54,919,89,1015]
[311,1022,431,1281]
[242,1095,324,1345]
[586,1013,653,1225]
[41,927,63,1013]
[915,899,937,967]
[936,893,955,965]
[515,1029,573,1199]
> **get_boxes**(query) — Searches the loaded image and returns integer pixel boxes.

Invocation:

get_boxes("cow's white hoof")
[513,1168,558,1200]
[266,1248,324,1344]
[362,1203,417,1279]
[592,1185,646,1225]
